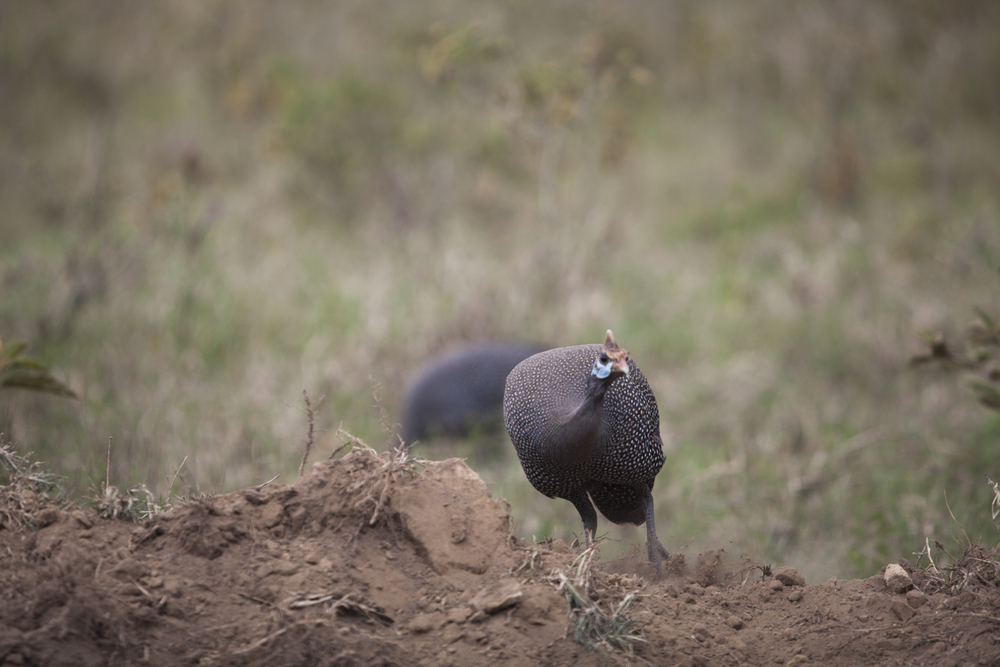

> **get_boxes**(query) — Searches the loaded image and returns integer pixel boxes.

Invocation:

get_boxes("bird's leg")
[567,491,598,549]
[641,490,670,577]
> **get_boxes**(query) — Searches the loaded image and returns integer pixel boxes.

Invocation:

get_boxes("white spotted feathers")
[503,330,671,571]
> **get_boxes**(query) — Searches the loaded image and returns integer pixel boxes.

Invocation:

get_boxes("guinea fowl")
[503,330,670,570]
[401,344,544,447]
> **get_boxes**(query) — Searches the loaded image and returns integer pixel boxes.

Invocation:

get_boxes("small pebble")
[774,566,806,587]
[884,563,912,593]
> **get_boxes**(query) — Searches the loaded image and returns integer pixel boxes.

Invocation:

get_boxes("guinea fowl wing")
[502,344,599,499]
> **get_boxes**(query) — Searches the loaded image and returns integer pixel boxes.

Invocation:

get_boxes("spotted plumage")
[503,330,670,569]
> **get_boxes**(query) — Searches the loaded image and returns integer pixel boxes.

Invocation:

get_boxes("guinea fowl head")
[591,330,630,382]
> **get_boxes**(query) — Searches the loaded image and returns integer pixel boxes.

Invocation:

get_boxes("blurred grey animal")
[401,344,544,447]
[504,330,670,571]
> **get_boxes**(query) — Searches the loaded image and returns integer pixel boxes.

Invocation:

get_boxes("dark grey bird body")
[504,331,670,568]
[402,344,544,446]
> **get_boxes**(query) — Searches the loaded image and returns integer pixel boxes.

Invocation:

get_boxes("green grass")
[1,1,999,583]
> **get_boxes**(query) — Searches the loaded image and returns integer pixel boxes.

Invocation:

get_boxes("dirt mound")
[1,448,998,666]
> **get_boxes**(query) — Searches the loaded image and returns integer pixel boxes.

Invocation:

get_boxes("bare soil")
[1,448,998,666]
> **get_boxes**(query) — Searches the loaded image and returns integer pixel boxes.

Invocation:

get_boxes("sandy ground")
[1,448,998,666]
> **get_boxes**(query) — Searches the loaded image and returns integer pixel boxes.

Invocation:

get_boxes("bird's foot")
[647,538,671,579]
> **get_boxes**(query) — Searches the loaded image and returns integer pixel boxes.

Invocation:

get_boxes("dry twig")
[298,390,323,477]
[285,591,393,625]
[328,425,364,460]
[370,376,405,453]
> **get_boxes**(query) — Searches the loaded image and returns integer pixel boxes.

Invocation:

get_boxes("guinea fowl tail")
[587,482,647,526]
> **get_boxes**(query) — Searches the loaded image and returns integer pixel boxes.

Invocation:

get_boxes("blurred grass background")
[1,0,998,583]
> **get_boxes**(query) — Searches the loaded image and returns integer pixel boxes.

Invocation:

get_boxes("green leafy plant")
[911,298,1000,412]
[0,338,77,398]
[966,307,1000,411]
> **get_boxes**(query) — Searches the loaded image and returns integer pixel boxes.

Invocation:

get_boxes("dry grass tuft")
[89,436,172,522]
[332,381,428,530]
[548,545,649,662]
[913,485,1000,596]
[344,440,425,529]
[916,541,1000,597]
[0,437,68,530]
[91,481,166,522]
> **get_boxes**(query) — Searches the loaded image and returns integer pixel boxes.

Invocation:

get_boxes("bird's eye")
[599,353,609,364]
